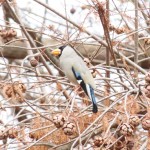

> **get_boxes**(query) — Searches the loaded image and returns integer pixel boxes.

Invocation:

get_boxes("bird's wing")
[72,66,98,113]
[72,56,96,89]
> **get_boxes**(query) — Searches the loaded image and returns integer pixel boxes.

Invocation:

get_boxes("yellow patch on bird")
[51,49,61,56]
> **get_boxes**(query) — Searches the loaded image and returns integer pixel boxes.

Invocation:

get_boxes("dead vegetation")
[0,0,149,149]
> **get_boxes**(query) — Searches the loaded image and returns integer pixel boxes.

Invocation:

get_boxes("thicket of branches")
[0,0,150,149]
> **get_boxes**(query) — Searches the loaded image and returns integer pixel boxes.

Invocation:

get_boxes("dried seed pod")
[104,142,114,150]
[70,7,76,14]
[115,28,124,34]
[48,25,55,30]
[0,30,7,38]
[127,140,134,150]
[2,82,26,104]
[8,128,18,139]
[142,115,150,130]
[120,123,133,136]
[109,24,115,31]
[0,29,17,43]
[53,114,66,128]
[11,29,17,37]
[0,126,8,140]
[39,98,45,104]
[13,81,26,93]
[18,83,26,93]
[6,37,12,42]
[93,136,104,147]
[30,59,38,67]
[63,121,76,136]
[115,140,124,150]
[2,84,15,99]
[145,72,150,83]
[129,115,140,127]
[29,132,34,139]
[13,81,26,103]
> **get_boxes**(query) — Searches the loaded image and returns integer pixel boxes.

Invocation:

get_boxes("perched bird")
[51,45,98,113]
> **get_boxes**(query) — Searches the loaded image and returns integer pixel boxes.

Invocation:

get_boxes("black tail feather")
[72,67,98,113]
[80,81,98,113]
[92,102,98,113]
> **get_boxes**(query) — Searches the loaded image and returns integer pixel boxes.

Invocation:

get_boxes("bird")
[51,45,98,113]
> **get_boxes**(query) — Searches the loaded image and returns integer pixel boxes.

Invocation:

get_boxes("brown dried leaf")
[115,95,140,115]
[102,116,109,132]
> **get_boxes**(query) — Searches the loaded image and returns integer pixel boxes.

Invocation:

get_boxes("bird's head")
[51,45,66,57]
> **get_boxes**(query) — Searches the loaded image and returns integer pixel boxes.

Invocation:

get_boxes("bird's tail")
[80,81,98,113]
[89,85,98,113]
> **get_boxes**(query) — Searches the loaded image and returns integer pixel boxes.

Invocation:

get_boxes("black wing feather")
[72,67,98,113]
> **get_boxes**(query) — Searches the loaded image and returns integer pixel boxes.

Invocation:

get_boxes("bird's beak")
[51,49,61,56]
